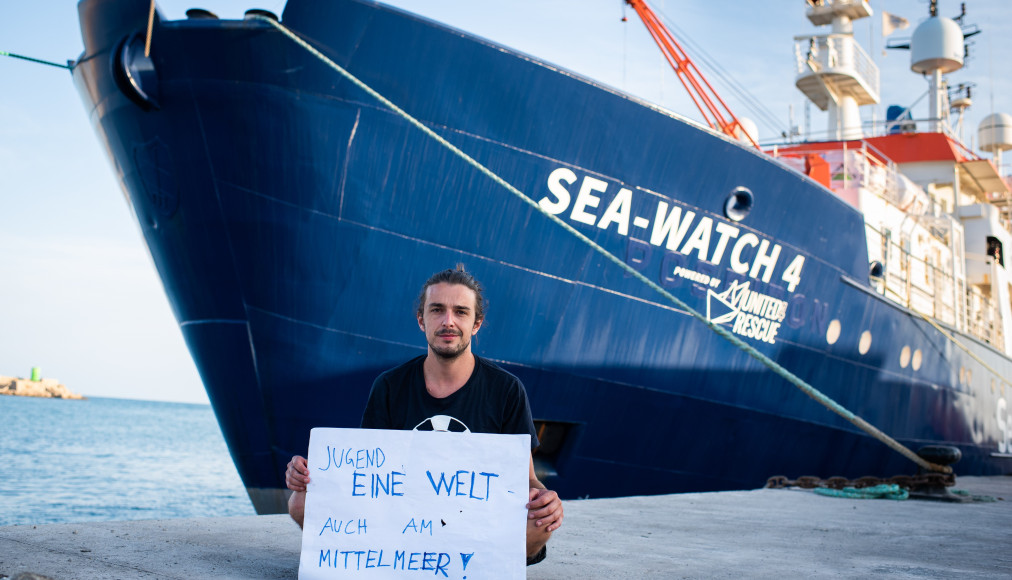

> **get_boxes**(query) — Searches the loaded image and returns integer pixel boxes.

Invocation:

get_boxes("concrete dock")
[2,476,1009,579]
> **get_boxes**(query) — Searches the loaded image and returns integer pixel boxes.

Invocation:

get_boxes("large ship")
[72,0,1012,513]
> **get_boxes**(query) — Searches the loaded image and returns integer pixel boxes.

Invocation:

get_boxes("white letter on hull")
[539,167,577,214]
[597,187,633,235]
[781,254,805,292]
[711,222,740,265]
[730,233,759,275]
[680,216,714,262]
[650,201,696,251]
[749,240,782,283]
[570,176,607,226]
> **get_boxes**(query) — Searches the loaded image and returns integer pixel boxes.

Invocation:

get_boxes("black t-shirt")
[361,355,540,450]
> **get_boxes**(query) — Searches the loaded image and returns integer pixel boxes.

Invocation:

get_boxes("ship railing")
[847,140,914,208]
[793,34,880,100]
[777,116,979,148]
[860,117,981,160]
[919,214,968,331]
[866,220,964,330]
[773,148,999,344]
[771,141,908,208]
[985,192,1012,231]
[964,253,1007,346]
[965,286,1001,346]
[866,218,1010,346]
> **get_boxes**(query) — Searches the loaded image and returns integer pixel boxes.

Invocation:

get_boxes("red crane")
[626,0,759,149]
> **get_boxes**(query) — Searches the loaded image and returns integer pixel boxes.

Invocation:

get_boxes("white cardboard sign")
[299,428,530,579]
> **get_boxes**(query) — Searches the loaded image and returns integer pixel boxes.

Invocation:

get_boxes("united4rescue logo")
[707,280,787,344]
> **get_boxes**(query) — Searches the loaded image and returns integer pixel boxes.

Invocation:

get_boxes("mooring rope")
[144,0,157,58]
[0,50,71,70]
[250,15,950,475]
[912,309,1012,388]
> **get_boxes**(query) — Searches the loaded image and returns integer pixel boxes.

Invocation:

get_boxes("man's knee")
[288,491,306,529]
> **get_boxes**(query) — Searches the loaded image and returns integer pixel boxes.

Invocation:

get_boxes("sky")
[1,0,1009,404]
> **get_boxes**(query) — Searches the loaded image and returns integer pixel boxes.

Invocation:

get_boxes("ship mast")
[625,0,759,148]
[794,0,879,140]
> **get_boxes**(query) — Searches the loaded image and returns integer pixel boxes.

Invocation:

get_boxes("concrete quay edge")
[1,476,1009,579]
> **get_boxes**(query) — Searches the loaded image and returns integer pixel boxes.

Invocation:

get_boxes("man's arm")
[526,455,563,532]
[286,455,310,528]
[286,374,392,529]
[286,455,310,491]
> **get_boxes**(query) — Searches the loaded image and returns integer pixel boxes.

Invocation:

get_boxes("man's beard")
[429,331,469,360]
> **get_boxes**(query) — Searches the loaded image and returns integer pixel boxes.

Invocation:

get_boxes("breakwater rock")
[0,375,84,399]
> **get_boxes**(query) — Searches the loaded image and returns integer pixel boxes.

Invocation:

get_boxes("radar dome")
[979,113,1012,153]
[735,117,759,145]
[911,17,964,74]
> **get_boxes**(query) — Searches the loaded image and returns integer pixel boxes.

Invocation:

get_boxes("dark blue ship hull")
[74,0,1012,513]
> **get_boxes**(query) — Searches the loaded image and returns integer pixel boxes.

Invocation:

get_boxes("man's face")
[418,282,483,360]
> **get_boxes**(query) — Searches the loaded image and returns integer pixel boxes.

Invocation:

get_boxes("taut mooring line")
[250,15,950,475]
[1,51,71,70]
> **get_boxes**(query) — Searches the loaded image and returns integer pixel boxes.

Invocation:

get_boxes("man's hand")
[526,487,563,532]
[285,455,310,492]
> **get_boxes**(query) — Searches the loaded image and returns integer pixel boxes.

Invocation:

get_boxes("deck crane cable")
[624,0,760,149]
[649,6,787,138]
[250,15,952,476]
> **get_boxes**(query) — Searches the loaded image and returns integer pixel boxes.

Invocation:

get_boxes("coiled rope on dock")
[813,484,909,500]
[250,15,951,475]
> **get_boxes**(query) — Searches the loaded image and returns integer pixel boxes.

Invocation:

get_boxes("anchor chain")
[766,472,955,492]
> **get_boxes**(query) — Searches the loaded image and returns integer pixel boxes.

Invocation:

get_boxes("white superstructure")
[780,0,1012,355]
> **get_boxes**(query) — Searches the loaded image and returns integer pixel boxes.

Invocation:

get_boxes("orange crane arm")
[626,0,759,148]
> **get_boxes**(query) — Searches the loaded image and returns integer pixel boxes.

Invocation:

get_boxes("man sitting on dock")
[285,265,563,566]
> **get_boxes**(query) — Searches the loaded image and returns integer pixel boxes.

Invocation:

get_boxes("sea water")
[0,395,255,526]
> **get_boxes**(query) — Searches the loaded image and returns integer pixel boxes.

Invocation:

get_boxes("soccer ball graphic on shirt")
[413,415,471,433]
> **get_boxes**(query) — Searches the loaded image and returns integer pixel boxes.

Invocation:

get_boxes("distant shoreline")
[0,375,85,400]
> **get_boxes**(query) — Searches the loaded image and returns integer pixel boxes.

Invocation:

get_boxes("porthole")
[900,346,911,368]
[826,319,841,345]
[912,349,923,371]
[869,261,884,279]
[724,187,754,222]
[858,331,872,355]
